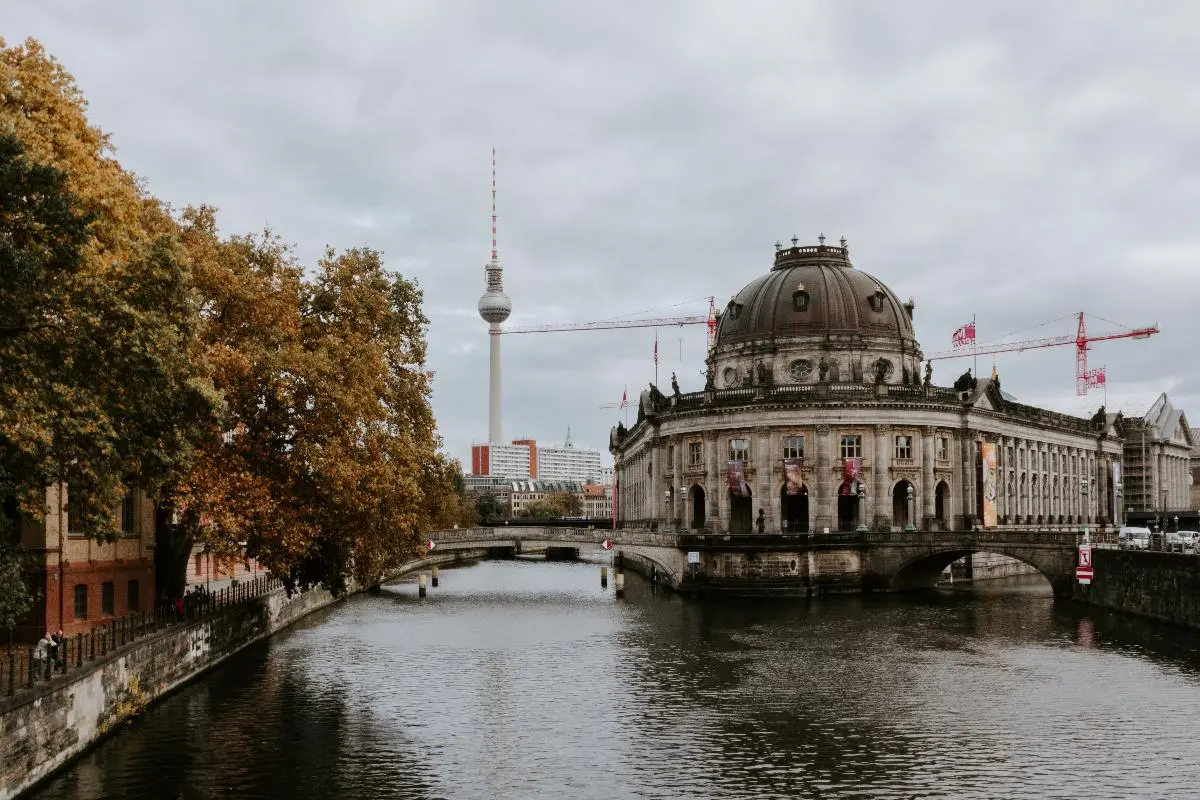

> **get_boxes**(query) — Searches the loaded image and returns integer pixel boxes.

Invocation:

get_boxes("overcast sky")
[5,1,1199,466]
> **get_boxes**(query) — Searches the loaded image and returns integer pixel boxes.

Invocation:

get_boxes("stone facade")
[612,240,1126,536]
[1119,394,1194,522]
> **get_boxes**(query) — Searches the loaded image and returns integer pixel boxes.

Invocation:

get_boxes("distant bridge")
[400,526,1089,598]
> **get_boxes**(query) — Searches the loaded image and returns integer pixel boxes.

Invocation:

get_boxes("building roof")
[713,241,916,348]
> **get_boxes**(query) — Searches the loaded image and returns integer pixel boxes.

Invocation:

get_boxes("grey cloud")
[4,0,1198,463]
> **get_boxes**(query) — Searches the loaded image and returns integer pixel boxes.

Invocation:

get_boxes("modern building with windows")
[470,438,607,484]
[611,238,1136,534]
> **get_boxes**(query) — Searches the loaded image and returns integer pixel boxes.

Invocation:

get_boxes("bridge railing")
[425,527,678,548]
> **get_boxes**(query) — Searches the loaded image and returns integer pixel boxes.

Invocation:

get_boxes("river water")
[29,560,1200,799]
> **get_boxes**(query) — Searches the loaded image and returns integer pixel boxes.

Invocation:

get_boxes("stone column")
[958,430,973,529]
[756,427,775,532]
[874,425,891,530]
[921,427,936,528]
[707,433,722,531]
[673,436,684,526]
[816,425,834,532]
[649,439,662,525]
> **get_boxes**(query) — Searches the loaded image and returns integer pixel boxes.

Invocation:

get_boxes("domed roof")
[714,239,915,347]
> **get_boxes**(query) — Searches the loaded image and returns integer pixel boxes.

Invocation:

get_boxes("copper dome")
[714,241,916,348]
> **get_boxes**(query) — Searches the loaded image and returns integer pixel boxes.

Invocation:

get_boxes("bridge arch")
[888,546,1071,597]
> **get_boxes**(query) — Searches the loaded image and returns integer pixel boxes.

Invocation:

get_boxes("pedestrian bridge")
[405,526,1090,598]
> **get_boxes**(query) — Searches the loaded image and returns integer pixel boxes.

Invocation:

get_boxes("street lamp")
[855,483,868,532]
[1080,480,1089,534]
[904,484,916,532]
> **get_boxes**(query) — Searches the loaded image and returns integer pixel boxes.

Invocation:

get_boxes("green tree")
[0,133,218,548]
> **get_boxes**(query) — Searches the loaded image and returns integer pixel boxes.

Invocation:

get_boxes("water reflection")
[29,561,1200,800]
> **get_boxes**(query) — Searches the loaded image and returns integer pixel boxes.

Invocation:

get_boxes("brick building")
[14,484,156,642]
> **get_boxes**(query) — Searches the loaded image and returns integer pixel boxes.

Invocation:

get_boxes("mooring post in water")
[431,566,439,587]
[614,573,625,597]
[418,574,427,598]
[601,565,608,588]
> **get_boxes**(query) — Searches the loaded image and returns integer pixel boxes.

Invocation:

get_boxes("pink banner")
[952,321,976,348]
[839,457,862,496]
[727,460,750,497]
[784,458,804,495]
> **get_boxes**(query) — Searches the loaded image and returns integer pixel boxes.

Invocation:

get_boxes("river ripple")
[29,560,1200,799]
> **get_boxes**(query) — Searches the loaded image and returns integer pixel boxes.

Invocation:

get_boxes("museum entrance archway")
[730,488,753,534]
[836,489,859,532]
[893,480,915,529]
[781,484,809,532]
[935,481,950,524]
[690,485,706,529]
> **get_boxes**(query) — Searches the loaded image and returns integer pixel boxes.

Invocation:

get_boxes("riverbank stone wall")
[0,586,344,800]
[1072,549,1200,630]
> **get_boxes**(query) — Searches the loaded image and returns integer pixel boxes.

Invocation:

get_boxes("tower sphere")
[478,288,512,324]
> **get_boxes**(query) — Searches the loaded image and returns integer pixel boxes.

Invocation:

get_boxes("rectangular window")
[667,444,675,465]
[66,484,87,537]
[1041,452,1047,472]
[840,435,862,459]
[936,436,949,461]
[195,553,203,575]
[782,435,804,459]
[74,584,88,620]
[894,435,913,460]
[729,438,749,461]
[101,581,115,617]
[120,492,136,535]
[688,441,703,466]
[127,579,140,612]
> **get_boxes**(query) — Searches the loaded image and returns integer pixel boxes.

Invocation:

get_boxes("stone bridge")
[405,526,1089,598]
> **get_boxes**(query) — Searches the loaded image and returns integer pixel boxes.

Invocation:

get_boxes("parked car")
[1164,531,1189,552]
[1175,530,1200,552]
[1118,526,1151,550]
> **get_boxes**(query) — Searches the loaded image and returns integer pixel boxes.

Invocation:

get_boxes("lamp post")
[904,484,916,532]
[855,483,868,532]
[1080,480,1089,535]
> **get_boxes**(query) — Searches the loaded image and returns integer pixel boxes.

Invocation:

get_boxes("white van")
[1118,526,1151,550]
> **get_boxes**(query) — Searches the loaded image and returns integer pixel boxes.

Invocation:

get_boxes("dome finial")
[818,233,826,245]
[775,240,783,252]
[790,234,799,247]
[839,235,847,249]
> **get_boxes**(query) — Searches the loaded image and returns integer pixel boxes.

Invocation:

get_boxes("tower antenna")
[491,147,498,264]
[477,148,512,443]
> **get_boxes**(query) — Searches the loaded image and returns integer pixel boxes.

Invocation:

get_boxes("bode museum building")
[610,237,1135,535]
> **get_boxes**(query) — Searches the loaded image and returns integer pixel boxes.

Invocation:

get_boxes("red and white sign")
[601,538,613,550]
[1076,544,1093,584]
[952,321,976,349]
[425,539,437,552]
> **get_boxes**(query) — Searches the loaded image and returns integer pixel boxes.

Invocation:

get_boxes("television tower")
[477,148,512,443]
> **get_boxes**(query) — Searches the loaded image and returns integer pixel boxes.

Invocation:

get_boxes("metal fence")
[2,575,284,700]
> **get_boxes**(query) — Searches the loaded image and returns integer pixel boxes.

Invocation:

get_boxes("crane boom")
[501,315,707,334]
[925,312,1159,396]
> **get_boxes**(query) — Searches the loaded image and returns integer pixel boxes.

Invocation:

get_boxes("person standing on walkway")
[35,632,53,681]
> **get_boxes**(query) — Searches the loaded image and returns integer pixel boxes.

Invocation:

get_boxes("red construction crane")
[925,312,1159,396]
[501,296,720,349]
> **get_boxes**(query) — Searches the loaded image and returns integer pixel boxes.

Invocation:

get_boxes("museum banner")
[981,442,998,528]
[783,458,805,494]
[838,457,862,496]
[727,460,750,498]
